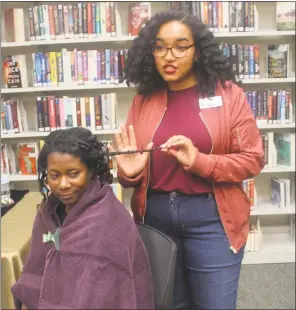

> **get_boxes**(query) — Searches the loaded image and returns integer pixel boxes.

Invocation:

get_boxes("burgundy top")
[150,86,213,195]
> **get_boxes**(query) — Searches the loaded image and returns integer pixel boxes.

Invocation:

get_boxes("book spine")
[110,49,115,84]
[35,53,43,87]
[49,52,57,86]
[236,1,244,32]
[106,2,111,36]
[229,1,237,32]
[92,3,97,37]
[63,4,70,39]
[78,3,83,37]
[280,90,286,123]
[28,7,36,40]
[110,1,116,36]
[77,51,83,85]
[97,51,102,83]
[244,1,250,31]
[276,90,281,124]
[87,3,92,38]
[285,90,290,122]
[48,96,56,130]
[38,5,46,40]
[95,96,102,130]
[76,98,82,126]
[244,45,249,79]
[249,2,255,31]
[45,53,51,86]
[56,52,63,85]
[53,5,59,38]
[212,1,218,32]
[73,4,79,38]
[257,91,262,120]
[82,51,88,83]
[208,2,213,32]
[33,6,40,40]
[267,90,273,124]
[42,97,50,131]
[96,3,101,36]
[82,3,88,38]
[237,44,244,79]
[57,4,64,39]
[114,50,119,84]
[100,2,107,37]
[55,98,61,129]
[263,91,268,122]
[48,5,56,40]
[249,45,254,79]
[42,5,50,40]
[68,4,74,39]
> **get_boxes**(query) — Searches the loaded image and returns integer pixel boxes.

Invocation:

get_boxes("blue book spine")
[105,49,111,83]
[280,90,286,122]
[249,45,254,79]
[35,53,43,86]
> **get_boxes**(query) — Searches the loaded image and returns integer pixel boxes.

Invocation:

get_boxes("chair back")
[137,223,177,309]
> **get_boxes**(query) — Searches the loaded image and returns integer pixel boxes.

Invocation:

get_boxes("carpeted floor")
[237,263,295,309]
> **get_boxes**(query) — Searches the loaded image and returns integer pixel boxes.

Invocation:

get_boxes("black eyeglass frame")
[152,44,195,58]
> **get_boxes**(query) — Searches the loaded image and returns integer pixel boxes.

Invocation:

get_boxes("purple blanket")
[11,179,154,309]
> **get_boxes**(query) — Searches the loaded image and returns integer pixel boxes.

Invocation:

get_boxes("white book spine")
[13,9,26,42]
[71,98,77,127]
[42,5,50,40]
[89,97,96,131]
[100,2,107,37]
[80,97,86,127]
[102,94,111,129]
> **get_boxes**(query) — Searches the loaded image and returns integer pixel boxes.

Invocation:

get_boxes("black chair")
[136,223,177,309]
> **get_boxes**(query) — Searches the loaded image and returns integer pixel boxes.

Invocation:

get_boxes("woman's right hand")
[108,124,153,178]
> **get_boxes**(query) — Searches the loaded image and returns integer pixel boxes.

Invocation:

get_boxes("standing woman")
[109,11,265,310]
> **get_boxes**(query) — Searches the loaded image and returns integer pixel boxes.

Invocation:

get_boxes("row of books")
[1,140,118,176]
[2,2,151,42]
[1,91,294,136]
[3,43,290,89]
[168,1,256,33]
[220,43,289,80]
[242,179,256,210]
[1,94,119,134]
[3,49,128,89]
[245,223,262,253]
[242,177,293,211]
[245,89,293,125]
[261,132,295,169]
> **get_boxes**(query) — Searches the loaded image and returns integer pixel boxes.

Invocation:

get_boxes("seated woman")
[11,127,154,310]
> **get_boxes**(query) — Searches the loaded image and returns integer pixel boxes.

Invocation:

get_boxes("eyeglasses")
[152,44,195,58]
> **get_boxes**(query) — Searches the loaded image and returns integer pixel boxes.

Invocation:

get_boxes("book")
[267,44,288,78]
[276,2,295,31]
[3,55,28,88]
[128,2,151,36]
[274,133,295,167]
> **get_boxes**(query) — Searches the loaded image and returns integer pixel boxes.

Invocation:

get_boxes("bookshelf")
[1,1,295,265]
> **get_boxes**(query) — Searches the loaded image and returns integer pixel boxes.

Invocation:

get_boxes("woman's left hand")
[160,135,198,167]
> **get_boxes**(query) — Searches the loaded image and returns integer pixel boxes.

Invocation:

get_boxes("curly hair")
[125,11,239,97]
[37,127,113,202]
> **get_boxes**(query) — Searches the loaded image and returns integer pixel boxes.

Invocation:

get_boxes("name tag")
[199,96,223,109]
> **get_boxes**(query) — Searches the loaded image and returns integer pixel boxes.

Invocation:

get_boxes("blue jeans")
[144,190,245,310]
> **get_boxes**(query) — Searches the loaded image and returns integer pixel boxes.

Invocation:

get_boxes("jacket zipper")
[142,107,167,223]
[236,127,242,152]
[200,111,238,254]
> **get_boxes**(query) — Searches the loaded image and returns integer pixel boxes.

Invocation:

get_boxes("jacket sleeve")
[117,94,146,188]
[184,86,265,182]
